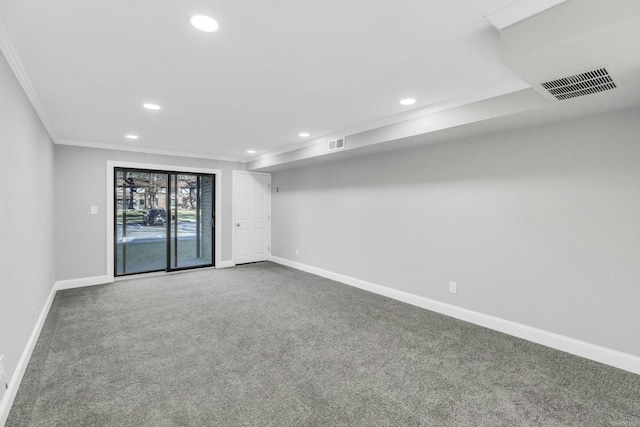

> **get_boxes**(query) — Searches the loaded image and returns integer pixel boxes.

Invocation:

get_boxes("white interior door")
[234,171,270,264]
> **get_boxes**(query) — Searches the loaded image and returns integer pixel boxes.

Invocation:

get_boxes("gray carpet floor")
[7,262,640,426]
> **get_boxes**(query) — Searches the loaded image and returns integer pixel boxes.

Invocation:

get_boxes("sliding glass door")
[115,168,215,276]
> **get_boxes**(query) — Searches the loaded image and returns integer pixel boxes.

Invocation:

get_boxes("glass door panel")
[170,173,214,269]
[115,169,168,275]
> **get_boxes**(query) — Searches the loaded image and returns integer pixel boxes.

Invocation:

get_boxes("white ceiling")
[0,0,639,164]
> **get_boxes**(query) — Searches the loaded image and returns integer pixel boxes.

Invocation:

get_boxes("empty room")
[1,0,639,425]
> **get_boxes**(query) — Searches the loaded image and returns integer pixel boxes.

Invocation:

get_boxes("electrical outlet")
[296,249,299,256]
[449,282,457,294]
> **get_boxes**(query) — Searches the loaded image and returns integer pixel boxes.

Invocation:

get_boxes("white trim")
[55,275,111,291]
[270,256,640,376]
[232,170,272,265]
[106,161,223,282]
[0,284,57,426]
[0,15,58,144]
[231,172,237,265]
[106,163,115,282]
[484,0,567,30]
[216,260,236,269]
[58,139,245,164]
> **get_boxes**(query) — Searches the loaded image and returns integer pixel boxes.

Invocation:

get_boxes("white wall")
[54,145,245,281]
[271,108,640,358]
[0,51,55,404]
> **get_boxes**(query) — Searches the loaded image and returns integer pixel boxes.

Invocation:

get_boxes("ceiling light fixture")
[191,15,219,32]
[247,149,256,154]
[299,132,310,137]
[400,98,416,106]
[125,135,139,140]
[143,103,161,110]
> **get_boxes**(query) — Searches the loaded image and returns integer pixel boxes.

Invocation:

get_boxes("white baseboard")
[0,283,57,426]
[55,275,111,290]
[216,260,236,269]
[270,256,640,376]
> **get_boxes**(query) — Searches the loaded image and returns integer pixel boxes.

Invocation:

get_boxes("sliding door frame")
[107,161,222,282]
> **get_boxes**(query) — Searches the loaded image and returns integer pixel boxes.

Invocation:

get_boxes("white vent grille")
[328,137,346,152]
[540,67,617,101]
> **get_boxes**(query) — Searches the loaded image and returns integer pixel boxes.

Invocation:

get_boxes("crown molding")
[485,0,567,30]
[56,139,246,163]
[0,14,59,143]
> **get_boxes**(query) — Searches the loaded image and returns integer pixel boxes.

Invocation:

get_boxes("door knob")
[236,223,240,227]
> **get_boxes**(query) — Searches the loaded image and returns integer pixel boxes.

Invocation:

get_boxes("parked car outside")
[144,208,167,225]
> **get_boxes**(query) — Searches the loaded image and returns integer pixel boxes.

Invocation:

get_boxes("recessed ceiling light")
[143,103,161,110]
[247,149,256,154]
[400,98,416,106]
[299,132,310,137]
[191,15,219,32]
[125,135,139,140]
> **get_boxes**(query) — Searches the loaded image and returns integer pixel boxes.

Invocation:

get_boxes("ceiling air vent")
[328,137,346,152]
[540,67,617,101]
